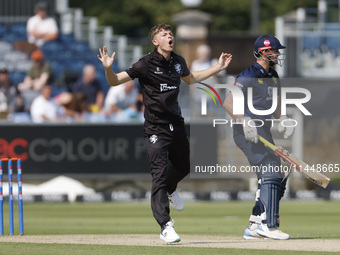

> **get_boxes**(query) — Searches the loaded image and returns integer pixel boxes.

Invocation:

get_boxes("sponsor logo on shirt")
[154,67,163,74]
[160,83,178,92]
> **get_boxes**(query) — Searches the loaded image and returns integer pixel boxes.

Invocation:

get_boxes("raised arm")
[97,46,132,86]
[181,52,232,85]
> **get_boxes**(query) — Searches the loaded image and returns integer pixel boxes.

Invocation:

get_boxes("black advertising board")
[0,123,216,175]
[0,124,147,174]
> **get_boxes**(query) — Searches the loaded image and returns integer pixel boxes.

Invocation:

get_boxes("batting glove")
[278,116,295,138]
[238,117,258,143]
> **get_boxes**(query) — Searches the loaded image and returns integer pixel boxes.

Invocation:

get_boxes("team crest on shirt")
[149,134,158,144]
[174,63,181,74]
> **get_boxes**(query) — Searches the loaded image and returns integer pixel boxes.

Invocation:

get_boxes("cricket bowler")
[98,24,232,243]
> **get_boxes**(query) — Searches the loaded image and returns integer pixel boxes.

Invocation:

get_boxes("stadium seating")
[51,84,67,98]
[0,40,13,52]
[10,23,26,37]
[1,32,26,43]
[50,60,66,78]
[16,59,33,72]
[0,61,15,72]
[1,23,125,123]
[67,59,87,74]
[303,35,323,50]
[0,24,7,38]
[9,71,26,84]
[49,49,73,61]
[3,50,27,62]
[41,40,66,55]
[326,36,340,51]
[67,41,91,53]
[0,41,13,62]
[96,73,110,96]
[7,112,31,123]
[59,33,76,46]
[84,112,108,123]
[2,51,28,72]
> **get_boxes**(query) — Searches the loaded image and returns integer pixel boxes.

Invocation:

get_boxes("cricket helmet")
[253,35,286,67]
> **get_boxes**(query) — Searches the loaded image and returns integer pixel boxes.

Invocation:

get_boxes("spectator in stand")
[54,92,76,122]
[30,84,58,123]
[70,92,91,120]
[0,66,24,118]
[72,64,104,113]
[54,92,90,122]
[191,44,226,82]
[14,1,59,56]
[27,1,59,48]
[190,44,227,117]
[104,80,138,113]
[18,49,54,111]
[104,80,140,121]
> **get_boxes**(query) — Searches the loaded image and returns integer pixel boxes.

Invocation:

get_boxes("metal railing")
[0,0,143,71]
[0,0,57,24]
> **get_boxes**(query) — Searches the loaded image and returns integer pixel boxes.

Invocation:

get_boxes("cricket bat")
[258,135,330,188]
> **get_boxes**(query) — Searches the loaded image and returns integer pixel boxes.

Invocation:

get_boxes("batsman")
[223,35,294,240]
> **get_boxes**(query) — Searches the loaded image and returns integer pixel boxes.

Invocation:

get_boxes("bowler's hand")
[218,52,233,70]
[97,46,115,70]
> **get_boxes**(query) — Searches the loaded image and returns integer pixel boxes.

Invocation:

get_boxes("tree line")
[68,0,326,38]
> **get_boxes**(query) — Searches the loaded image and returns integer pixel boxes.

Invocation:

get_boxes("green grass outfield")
[0,201,339,254]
